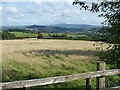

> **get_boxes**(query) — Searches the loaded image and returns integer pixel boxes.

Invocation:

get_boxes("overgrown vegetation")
[73,0,120,68]
[1,31,37,39]
[2,39,105,89]
[2,31,102,41]
[37,33,104,41]
[73,1,120,88]
[1,31,16,40]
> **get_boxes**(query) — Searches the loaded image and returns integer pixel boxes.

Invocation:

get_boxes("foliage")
[1,31,16,40]
[10,32,37,39]
[48,33,67,38]
[37,33,44,39]
[1,31,37,39]
[73,1,120,87]
[73,0,120,69]
[99,45,120,69]
[39,33,101,41]
[105,75,120,87]
[6,29,37,34]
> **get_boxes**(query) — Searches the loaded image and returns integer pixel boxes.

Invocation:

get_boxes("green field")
[10,32,37,38]
[9,32,89,40]
[41,33,89,40]
[67,34,88,38]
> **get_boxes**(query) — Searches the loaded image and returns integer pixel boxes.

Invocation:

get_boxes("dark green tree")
[73,1,120,69]
[73,0,120,87]
[37,32,43,39]
[1,31,16,40]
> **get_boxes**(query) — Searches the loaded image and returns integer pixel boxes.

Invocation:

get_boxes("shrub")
[1,31,16,40]
[37,33,43,39]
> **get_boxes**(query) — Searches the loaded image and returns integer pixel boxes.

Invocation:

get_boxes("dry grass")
[2,38,108,52]
[2,39,108,85]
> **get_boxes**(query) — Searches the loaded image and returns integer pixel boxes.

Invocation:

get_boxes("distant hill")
[26,25,82,33]
[53,23,100,29]
[26,24,101,33]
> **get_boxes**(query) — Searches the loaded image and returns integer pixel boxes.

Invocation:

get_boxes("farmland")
[8,31,89,40]
[2,38,109,88]
[2,31,98,41]
[9,32,37,38]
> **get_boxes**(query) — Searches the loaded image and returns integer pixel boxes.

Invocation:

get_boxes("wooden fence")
[0,62,120,90]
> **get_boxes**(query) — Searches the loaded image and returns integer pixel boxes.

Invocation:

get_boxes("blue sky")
[1,0,105,26]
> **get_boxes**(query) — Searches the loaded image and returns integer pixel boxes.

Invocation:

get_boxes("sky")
[0,0,105,26]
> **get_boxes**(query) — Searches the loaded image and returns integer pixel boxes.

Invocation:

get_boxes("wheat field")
[2,39,108,86]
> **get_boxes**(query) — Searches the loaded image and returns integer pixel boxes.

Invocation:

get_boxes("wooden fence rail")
[1,62,120,90]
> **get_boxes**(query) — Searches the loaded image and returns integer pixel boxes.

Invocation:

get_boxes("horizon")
[2,23,102,27]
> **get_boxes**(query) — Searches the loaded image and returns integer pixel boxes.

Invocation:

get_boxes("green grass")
[40,33,89,41]
[2,38,107,89]
[67,34,88,38]
[32,78,96,89]
[42,33,88,38]
[2,50,98,89]
[2,38,119,89]
[10,32,37,38]
[3,54,97,80]
[9,32,90,40]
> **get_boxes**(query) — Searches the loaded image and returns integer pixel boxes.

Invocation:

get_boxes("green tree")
[73,0,120,87]
[73,0,120,69]
[37,32,43,39]
[1,31,16,40]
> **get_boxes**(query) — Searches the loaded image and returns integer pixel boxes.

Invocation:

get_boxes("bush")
[48,33,67,38]
[1,31,16,40]
[37,33,43,39]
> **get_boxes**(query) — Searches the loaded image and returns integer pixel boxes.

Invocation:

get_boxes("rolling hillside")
[26,24,101,33]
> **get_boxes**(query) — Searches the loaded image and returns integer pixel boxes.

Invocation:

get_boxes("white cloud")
[4,6,25,18]
[66,0,74,5]
[0,0,33,2]
[0,6,2,11]
[34,0,75,3]
[34,0,43,4]
[6,6,18,14]
[5,6,24,18]
[60,8,81,18]
[53,17,57,21]
[13,13,24,18]
[2,2,104,26]
[20,13,24,17]
[1,0,109,3]
[61,10,71,17]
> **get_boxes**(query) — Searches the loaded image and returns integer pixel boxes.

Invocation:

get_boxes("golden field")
[1,39,109,88]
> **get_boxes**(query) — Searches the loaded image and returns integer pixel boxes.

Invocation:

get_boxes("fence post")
[96,62,105,90]
[86,78,91,90]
